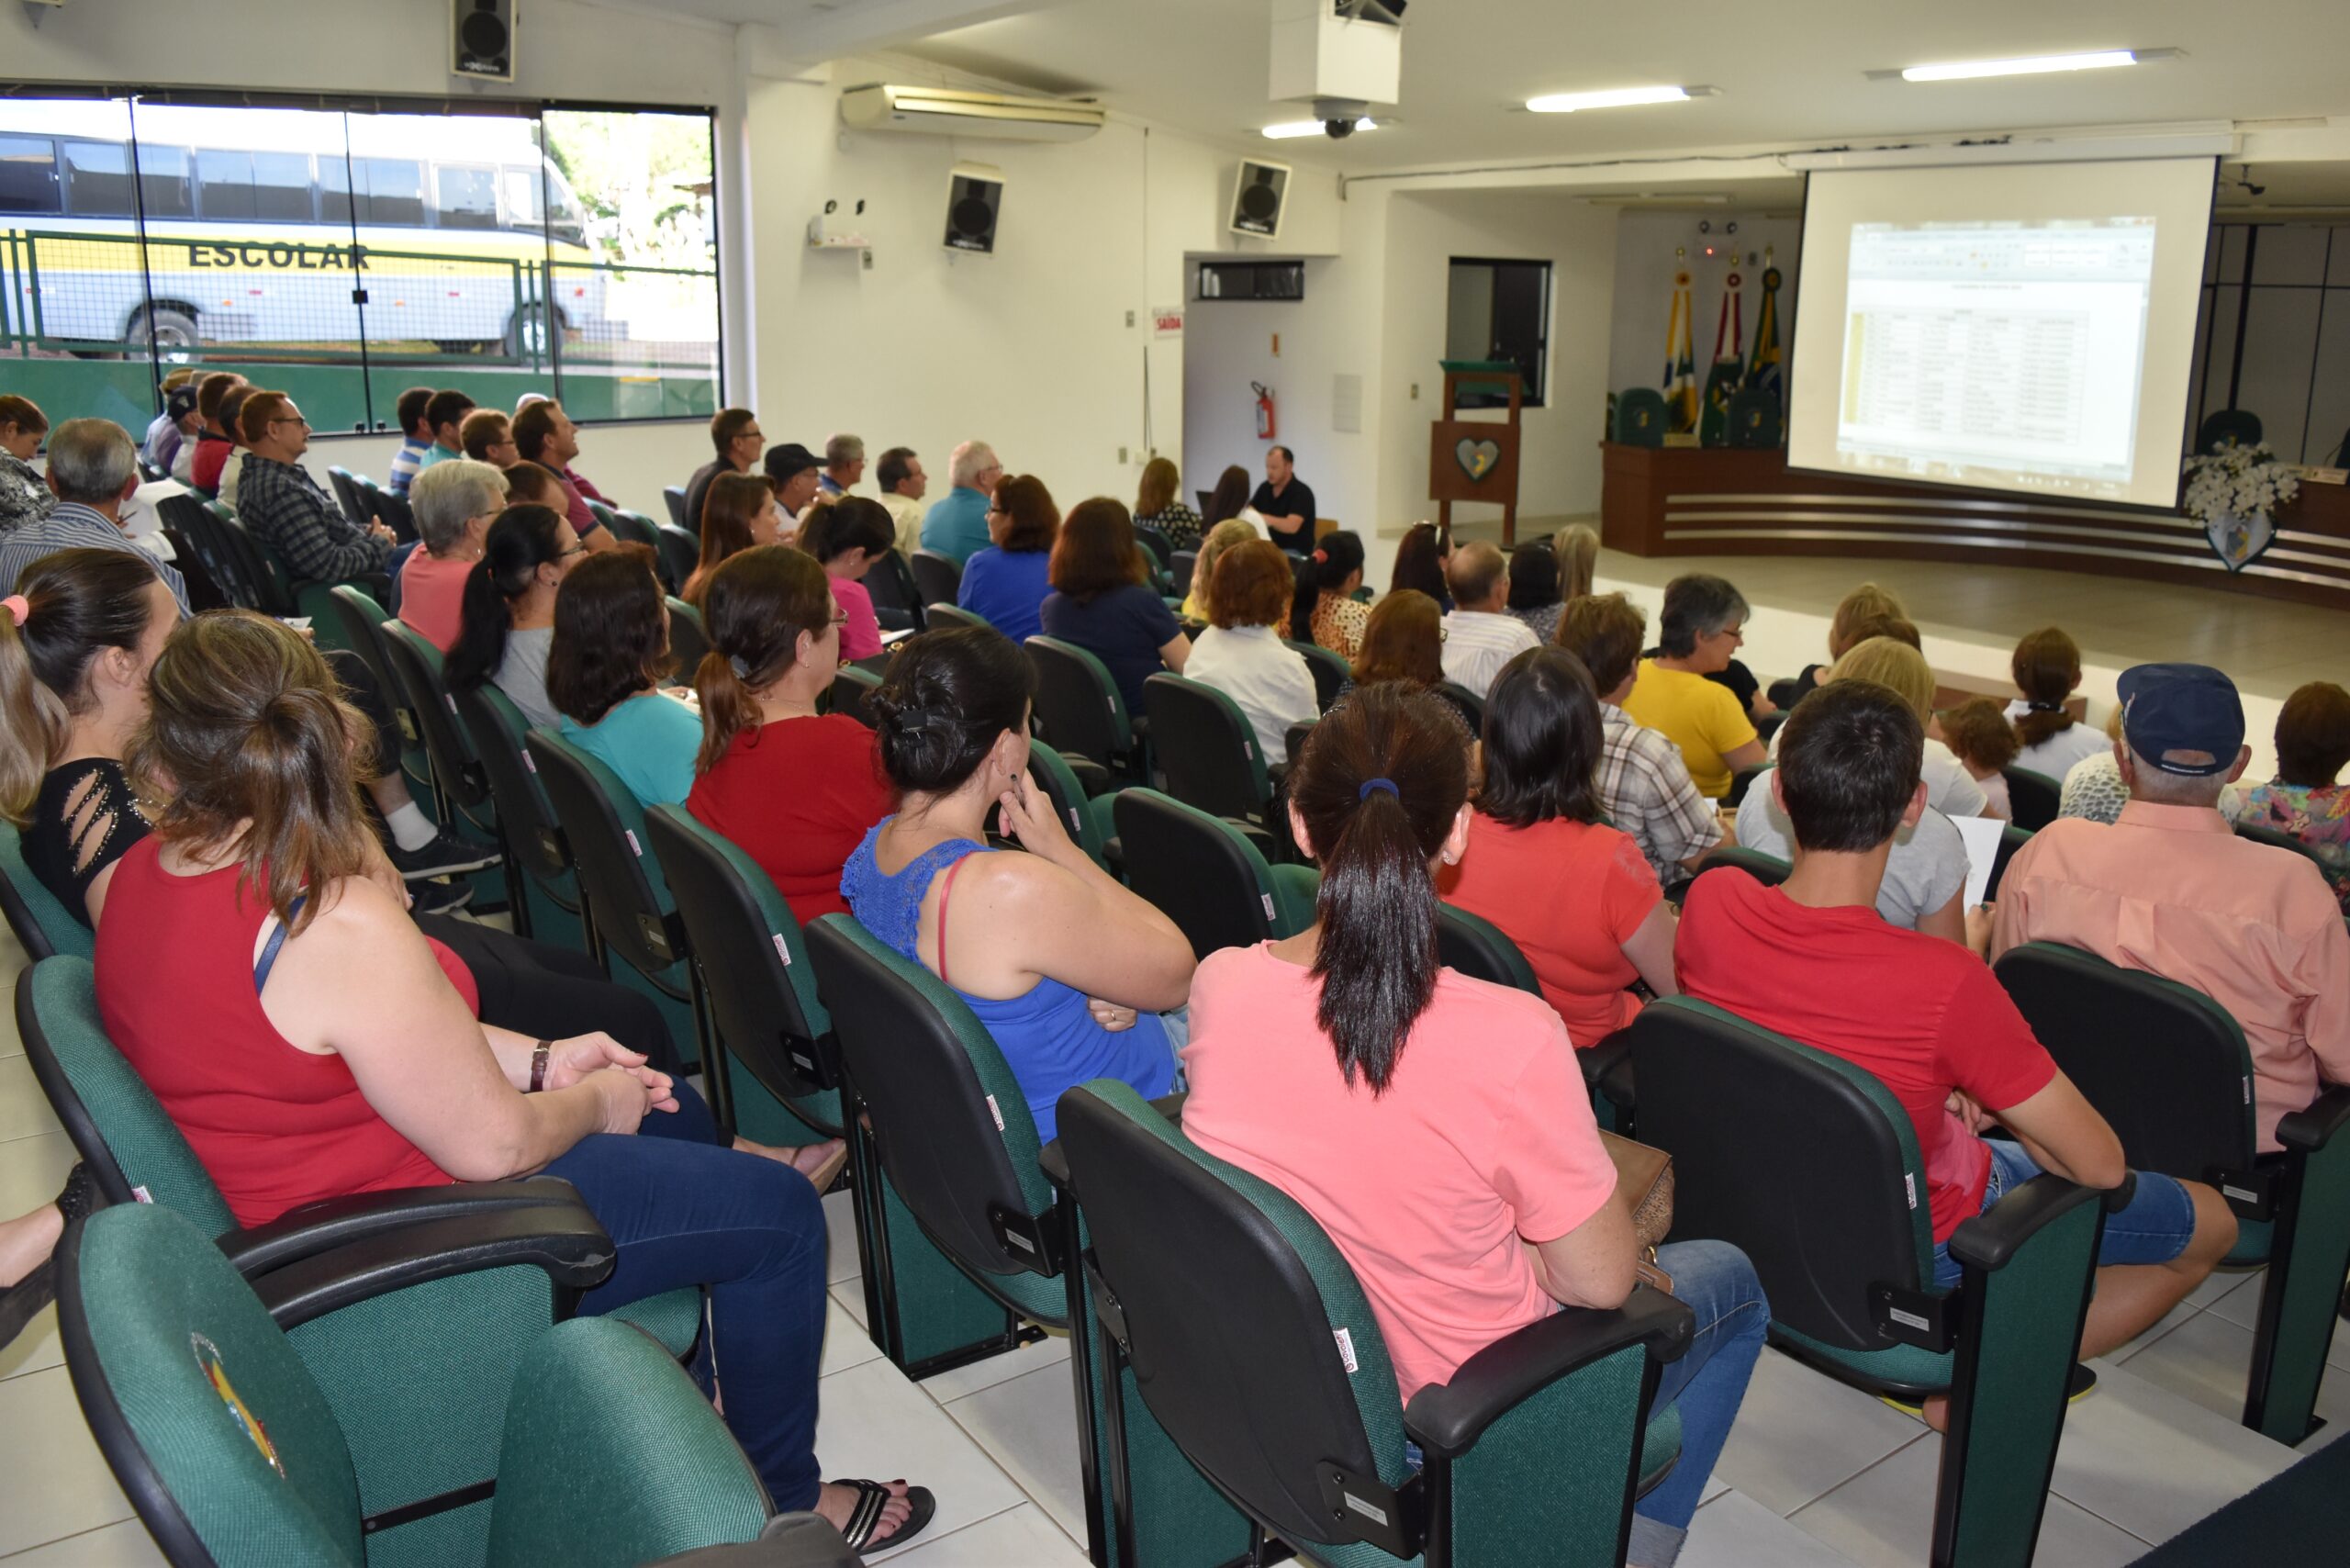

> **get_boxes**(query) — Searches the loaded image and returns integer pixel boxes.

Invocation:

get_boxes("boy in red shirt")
[1676,680,2232,1422]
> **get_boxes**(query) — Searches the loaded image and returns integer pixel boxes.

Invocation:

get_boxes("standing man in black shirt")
[1249,445,1317,555]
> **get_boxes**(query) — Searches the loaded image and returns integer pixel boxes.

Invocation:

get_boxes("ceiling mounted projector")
[1270,0,1402,128]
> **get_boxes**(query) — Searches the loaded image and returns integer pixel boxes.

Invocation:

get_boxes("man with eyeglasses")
[684,407,762,535]
[235,391,401,594]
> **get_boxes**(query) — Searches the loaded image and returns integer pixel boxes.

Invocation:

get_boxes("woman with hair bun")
[1178,682,1765,1568]
[1304,529,1368,659]
[688,545,890,925]
[840,626,1193,1140]
[2007,627,2108,780]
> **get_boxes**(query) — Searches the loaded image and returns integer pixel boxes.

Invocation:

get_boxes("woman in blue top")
[840,626,1194,1140]
[955,473,1058,644]
[1038,497,1190,714]
[547,547,700,808]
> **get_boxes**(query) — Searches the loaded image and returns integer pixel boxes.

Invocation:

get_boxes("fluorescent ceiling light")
[1527,85,1692,114]
[1900,50,2137,83]
[1261,118,1377,139]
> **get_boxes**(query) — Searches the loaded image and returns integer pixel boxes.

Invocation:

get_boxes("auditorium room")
[3,0,2349,1562]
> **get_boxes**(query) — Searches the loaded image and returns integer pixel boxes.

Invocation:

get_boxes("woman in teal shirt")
[547,550,701,807]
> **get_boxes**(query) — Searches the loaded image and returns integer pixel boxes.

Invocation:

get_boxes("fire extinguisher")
[1252,381,1277,441]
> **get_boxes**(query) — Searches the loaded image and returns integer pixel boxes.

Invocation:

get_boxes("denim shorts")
[1930,1138,2196,1291]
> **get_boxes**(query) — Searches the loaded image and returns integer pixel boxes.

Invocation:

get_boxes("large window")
[0,92,720,440]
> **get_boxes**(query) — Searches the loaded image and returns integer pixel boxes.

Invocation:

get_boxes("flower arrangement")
[2182,442,2300,527]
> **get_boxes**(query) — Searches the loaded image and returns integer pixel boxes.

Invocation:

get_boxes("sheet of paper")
[1953,812,2008,910]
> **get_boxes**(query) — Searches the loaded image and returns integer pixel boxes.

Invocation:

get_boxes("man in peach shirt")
[1991,663,2350,1151]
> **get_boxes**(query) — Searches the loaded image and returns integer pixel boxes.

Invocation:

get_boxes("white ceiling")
[872,0,2349,175]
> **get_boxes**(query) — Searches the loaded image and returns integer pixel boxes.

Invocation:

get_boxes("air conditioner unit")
[840,84,1105,144]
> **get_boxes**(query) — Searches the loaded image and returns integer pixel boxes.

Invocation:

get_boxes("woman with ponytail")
[687,546,890,924]
[2008,626,2109,780]
[446,503,583,730]
[840,625,1193,1141]
[1179,682,1766,1568]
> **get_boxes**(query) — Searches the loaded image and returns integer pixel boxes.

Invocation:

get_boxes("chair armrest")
[251,1205,616,1330]
[1403,1284,1692,1461]
[1040,1092,1185,1193]
[1059,750,1112,799]
[1946,1170,2119,1274]
[219,1178,586,1277]
[2277,1084,2350,1155]
[1579,1033,1633,1096]
[644,1517,857,1567]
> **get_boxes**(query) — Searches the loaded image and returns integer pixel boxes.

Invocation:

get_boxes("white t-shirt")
[1735,772,1969,929]
[2003,701,2111,781]
[1184,624,1319,767]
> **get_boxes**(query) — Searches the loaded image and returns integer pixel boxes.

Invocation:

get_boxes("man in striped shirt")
[385,386,436,498]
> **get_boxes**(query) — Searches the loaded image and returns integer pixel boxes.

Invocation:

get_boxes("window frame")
[1447,254,1554,409]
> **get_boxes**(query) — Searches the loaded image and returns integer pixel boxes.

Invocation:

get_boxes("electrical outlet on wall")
[1410,382,1420,399]
[1125,309,1136,327]
[1118,446,1129,464]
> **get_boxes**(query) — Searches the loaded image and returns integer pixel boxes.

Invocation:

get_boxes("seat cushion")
[613,1287,704,1359]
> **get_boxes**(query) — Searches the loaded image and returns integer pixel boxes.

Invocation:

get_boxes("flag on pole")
[1662,252,1697,432]
[1701,267,1746,445]
[1747,250,1785,405]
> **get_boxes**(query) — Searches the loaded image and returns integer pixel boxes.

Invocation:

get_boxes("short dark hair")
[397,386,435,440]
[545,546,671,727]
[1555,591,1645,694]
[1209,539,1293,631]
[1658,573,1749,658]
[219,385,259,444]
[501,461,562,507]
[800,495,896,564]
[869,626,1034,797]
[1308,530,1364,591]
[510,399,561,465]
[709,407,756,457]
[1270,444,1294,465]
[424,389,476,438]
[992,474,1059,554]
[1203,465,1252,528]
[877,446,917,493]
[1048,498,1147,601]
[196,374,243,425]
[2277,680,2350,788]
[1774,679,1923,854]
[1476,646,1605,828]
[1506,543,1561,612]
[459,408,511,462]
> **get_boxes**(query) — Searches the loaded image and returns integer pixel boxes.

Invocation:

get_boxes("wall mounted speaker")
[453,0,516,82]
[945,163,1004,254]
[1230,160,1290,241]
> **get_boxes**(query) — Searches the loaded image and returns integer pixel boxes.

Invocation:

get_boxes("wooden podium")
[1430,360,1523,544]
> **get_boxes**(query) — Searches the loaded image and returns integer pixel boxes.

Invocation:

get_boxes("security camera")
[1324,118,1357,139]
[1312,97,1370,140]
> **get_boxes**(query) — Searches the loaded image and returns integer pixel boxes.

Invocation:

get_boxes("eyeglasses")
[987,504,1006,515]
[269,416,310,430]
[558,544,588,560]
[828,612,849,628]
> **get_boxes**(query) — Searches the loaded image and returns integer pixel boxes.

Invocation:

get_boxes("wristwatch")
[529,1039,553,1093]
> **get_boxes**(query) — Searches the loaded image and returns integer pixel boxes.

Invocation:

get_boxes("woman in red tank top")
[95,610,932,1551]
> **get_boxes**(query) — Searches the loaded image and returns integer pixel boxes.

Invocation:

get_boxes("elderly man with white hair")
[819,432,865,498]
[398,458,509,652]
[919,439,1002,566]
[0,418,189,613]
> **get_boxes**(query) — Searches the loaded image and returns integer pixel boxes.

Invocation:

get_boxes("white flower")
[2181,443,2300,525]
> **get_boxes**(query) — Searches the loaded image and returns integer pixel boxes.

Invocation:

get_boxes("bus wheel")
[505,304,554,359]
[129,308,201,362]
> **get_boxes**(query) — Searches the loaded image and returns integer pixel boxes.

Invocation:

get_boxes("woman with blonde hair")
[1134,456,1203,551]
[1811,635,1988,817]
[1181,517,1259,623]
[1793,581,1909,697]
[1552,522,1599,603]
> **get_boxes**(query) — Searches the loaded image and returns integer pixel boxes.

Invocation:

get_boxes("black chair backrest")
[666,597,712,677]
[450,681,574,889]
[2234,819,2332,873]
[372,488,417,545]
[325,466,368,528]
[1992,941,2255,1182]
[1436,680,1484,734]
[2004,767,2062,832]
[379,621,490,813]
[1134,524,1174,574]
[828,666,880,728]
[1026,636,1132,771]
[654,526,699,597]
[1284,640,1348,712]
[1435,903,1542,995]
[1144,673,1270,826]
[1113,789,1274,959]
[908,549,963,608]
[523,730,683,980]
[864,550,923,633]
[1625,998,1929,1350]
[1169,550,1199,599]
[157,493,255,609]
[661,486,688,529]
[1283,718,1317,771]
[1696,846,1791,888]
[1986,823,2032,902]
[215,511,300,616]
[317,586,423,760]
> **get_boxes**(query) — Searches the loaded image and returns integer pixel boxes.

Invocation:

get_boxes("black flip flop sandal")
[831,1478,936,1557]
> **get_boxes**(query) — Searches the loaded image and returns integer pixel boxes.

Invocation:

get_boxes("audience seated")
[1388,518,1453,610]
[955,473,1058,644]
[1438,646,1678,1047]
[0,420,189,613]
[498,456,567,513]
[796,496,894,662]
[399,460,509,652]
[763,441,822,533]
[1505,540,1564,643]
[139,370,196,476]
[2055,707,2133,824]
[1133,454,1203,551]
[459,407,518,466]
[1178,517,1256,623]
[687,546,892,926]
[679,471,786,609]
[1039,498,1189,712]
[1679,679,2232,1427]
[1199,463,1254,534]
[1992,664,2350,1152]
[1622,573,1766,800]
[1554,521,1598,602]
[1438,541,1539,699]
[1301,529,1367,658]
[210,385,254,510]
[1792,581,1908,698]
[1556,591,1724,881]
[447,503,583,732]
[842,627,1191,1140]
[232,393,398,592]
[1938,696,2021,822]
[1182,539,1317,767]
[1780,636,1989,818]
[684,407,762,536]
[1333,589,1474,738]
[2238,680,2350,911]
[874,444,926,555]
[920,440,1001,565]
[88,609,925,1546]
[187,374,245,496]
[2009,627,2109,779]
[1180,682,1764,1568]
[417,388,475,477]
[819,432,864,498]
[547,547,700,809]
[513,399,615,552]
[385,386,435,498]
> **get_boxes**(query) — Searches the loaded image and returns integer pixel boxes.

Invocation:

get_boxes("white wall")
[1605,210,1804,398]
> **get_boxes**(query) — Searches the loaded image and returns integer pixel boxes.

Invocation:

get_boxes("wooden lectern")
[1430,359,1524,544]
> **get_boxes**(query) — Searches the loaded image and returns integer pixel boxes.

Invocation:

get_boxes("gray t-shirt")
[494,625,558,732]
[1734,769,1968,929]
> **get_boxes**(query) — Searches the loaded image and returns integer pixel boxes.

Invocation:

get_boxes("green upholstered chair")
[920,602,991,635]
[316,585,440,812]
[1662,845,1793,906]
[1143,672,1284,855]
[381,621,517,914]
[864,549,923,634]
[59,1202,845,1567]
[802,916,1251,1567]
[1614,388,1670,448]
[157,493,260,610]
[1052,1081,1693,1568]
[1024,740,1119,872]
[450,680,596,956]
[825,666,880,728]
[2002,766,2063,832]
[1285,638,1349,713]
[1620,996,2116,1568]
[2233,819,2333,874]
[1027,635,1147,785]
[1113,789,1317,960]
[662,486,689,529]
[666,597,712,675]
[908,548,963,608]
[643,805,845,1149]
[1436,680,1485,734]
[1996,941,2350,1443]
[215,503,378,625]
[653,523,700,597]
[0,822,92,961]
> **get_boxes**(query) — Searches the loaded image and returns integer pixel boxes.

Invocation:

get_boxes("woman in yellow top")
[1621,573,1767,799]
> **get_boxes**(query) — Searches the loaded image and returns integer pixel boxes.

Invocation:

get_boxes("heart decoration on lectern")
[1455,438,1501,483]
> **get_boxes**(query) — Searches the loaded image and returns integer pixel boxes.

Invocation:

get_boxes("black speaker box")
[453,0,515,82]
[1230,160,1290,241]
[945,165,1004,254]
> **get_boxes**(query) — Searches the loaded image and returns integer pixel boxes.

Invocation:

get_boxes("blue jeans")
[1930,1138,2196,1291]
[541,1081,828,1511]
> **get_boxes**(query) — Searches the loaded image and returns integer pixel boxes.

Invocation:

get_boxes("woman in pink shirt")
[796,497,893,663]
[1180,683,1766,1568]
[398,458,509,651]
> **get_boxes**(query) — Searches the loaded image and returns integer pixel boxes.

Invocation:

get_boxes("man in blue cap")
[1992,663,2350,1154]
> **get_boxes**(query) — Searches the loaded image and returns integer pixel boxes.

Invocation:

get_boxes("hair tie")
[727,655,751,679]
[1358,777,1398,802]
[0,595,24,628]
[1312,548,1327,564]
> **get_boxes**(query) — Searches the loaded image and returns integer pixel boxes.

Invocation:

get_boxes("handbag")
[1599,1130,1676,1294]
